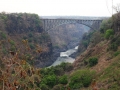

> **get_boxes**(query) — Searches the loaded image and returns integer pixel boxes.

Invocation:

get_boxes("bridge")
[41,18,103,31]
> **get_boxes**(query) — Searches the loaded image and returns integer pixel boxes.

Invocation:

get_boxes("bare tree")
[113,4,120,13]
[112,4,120,32]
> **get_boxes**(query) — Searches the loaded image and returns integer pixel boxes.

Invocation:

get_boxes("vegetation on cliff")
[0,13,52,67]
[0,12,53,89]
[73,12,120,89]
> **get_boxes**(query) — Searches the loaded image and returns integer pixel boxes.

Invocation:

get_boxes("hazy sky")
[0,0,120,16]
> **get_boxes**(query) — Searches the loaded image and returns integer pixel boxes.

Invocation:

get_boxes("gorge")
[2,13,120,90]
[47,22,90,66]
[44,16,103,67]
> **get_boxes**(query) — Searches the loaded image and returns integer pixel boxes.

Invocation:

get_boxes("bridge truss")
[41,19,103,31]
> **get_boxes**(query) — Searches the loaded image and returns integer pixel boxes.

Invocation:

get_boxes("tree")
[69,70,95,89]
[89,57,98,67]
[59,75,68,85]
[112,4,120,32]
[113,4,120,13]
[105,29,114,39]
[41,75,57,88]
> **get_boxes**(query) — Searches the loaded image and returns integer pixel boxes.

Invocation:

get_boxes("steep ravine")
[48,23,90,63]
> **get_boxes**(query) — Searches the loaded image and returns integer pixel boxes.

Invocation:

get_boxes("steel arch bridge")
[41,19,103,31]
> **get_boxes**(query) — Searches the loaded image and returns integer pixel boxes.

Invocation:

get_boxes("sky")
[0,0,120,17]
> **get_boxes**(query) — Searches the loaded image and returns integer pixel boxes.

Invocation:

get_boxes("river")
[51,46,78,66]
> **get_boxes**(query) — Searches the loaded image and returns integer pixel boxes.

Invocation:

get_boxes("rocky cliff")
[48,23,90,61]
[48,23,89,49]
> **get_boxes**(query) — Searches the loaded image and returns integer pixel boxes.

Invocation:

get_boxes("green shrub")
[2,48,7,54]
[28,33,33,37]
[105,29,114,39]
[10,45,16,51]
[29,44,35,49]
[1,14,7,20]
[40,84,49,90]
[59,75,68,85]
[100,18,112,34]
[59,62,73,71]
[10,40,15,45]
[109,43,118,51]
[115,37,120,46]
[82,40,89,48]
[41,75,57,88]
[40,67,55,76]
[69,69,95,89]
[88,57,98,67]
[114,51,120,56]
[109,35,120,51]
[54,66,64,75]
[0,32,7,39]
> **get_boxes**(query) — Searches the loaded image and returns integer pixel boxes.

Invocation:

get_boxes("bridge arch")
[41,19,103,31]
[47,22,94,31]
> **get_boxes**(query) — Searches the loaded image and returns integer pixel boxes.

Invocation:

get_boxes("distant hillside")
[0,13,53,67]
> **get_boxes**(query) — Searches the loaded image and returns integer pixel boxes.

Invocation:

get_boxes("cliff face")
[48,23,90,61]
[73,13,120,89]
[0,13,53,67]
[77,20,103,55]
[48,23,89,49]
